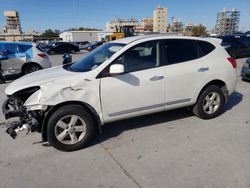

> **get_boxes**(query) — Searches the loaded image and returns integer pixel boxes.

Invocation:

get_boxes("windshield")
[67,43,125,72]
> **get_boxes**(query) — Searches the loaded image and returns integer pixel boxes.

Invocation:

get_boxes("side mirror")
[109,64,124,75]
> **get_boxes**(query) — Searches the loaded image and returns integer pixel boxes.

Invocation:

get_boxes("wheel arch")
[195,79,228,104]
[41,101,102,142]
[21,62,42,74]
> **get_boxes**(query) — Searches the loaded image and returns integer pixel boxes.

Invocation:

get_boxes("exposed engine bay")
[2,86,44,139]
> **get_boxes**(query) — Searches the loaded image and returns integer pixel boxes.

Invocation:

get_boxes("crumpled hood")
[5,66,78,95]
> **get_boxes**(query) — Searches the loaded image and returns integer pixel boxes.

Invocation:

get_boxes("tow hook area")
[1,120,38,139]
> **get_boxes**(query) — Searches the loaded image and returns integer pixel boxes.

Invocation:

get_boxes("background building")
[59,31,112,42]
[153,6,167,32]
[3,11,22,35]
[184,23,196,36]
[106,18,139,32]
[167,17,184,33]
[214,8,240,35]
[0,10,41,41]
[141,18,153,32]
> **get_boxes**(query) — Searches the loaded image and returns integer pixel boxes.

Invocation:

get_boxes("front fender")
[23,77,102,120]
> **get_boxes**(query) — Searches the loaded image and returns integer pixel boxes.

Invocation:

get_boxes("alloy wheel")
[54,115,87,145]
[202,92,221,115]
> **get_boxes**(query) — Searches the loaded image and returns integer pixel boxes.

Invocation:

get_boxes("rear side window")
[197,41,215,56]
[163,39,199,65]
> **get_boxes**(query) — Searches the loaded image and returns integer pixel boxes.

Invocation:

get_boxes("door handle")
[150,76,164,81]
[198,67,209,72]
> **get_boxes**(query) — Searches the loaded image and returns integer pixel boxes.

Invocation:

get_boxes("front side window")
[113,40,160,73]
[163,39,199,65]
[67,43,125,72]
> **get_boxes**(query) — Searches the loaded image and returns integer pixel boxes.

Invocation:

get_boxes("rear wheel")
[47,105,95,151]
[193,85,225,119]
[24,64,41,74]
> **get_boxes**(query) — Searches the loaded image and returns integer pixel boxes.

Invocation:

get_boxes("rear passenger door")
[162,39,212,109]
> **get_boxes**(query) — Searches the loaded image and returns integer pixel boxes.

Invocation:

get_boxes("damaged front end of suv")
[3,86,46,139]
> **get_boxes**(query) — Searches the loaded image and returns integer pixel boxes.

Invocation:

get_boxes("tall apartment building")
[3,11,22,35]
[214,8,240,35]
[153,6,167,32]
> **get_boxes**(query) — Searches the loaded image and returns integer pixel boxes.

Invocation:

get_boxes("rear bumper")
[225,73,238,96]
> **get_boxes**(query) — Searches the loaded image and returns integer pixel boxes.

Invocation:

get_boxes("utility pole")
[72,0,77,30]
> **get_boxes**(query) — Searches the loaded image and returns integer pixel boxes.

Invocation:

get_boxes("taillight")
[37,53,47,59]
[227,57,237,69]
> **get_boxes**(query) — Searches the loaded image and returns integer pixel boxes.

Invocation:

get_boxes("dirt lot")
[0,56,249,188]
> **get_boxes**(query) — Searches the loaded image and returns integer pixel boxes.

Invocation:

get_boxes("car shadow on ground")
[222,91,243,113]
[0,74,22,84]
[40,91,243,149]
[93,108,193,144]
[88,91,243,147]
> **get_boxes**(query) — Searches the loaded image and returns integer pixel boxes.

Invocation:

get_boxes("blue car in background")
[219,34,250,59]
[82,41,103,51]
[0,42,51,76]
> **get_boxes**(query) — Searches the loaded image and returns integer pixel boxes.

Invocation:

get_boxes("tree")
[66,27,101,31]
[192,24,207,37]
[42,29,60,38]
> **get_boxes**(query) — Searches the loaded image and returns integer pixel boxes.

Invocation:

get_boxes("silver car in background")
[0,42,51,76]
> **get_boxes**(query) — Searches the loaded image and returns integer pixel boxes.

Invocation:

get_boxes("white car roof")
[113,35,222,46]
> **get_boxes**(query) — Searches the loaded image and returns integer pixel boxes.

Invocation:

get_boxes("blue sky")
[0,0,249,32]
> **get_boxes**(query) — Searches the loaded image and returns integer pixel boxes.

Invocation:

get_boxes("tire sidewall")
[47,105,95,151]
[24,64,41,74]
[196,85,225,119]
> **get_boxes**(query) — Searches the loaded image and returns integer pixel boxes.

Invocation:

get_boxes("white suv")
[3,35,237,151]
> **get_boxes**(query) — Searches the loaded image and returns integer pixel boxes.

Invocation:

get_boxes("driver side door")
[100,40,166,122]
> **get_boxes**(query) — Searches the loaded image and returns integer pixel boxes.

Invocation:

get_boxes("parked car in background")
[74,41,89,50]
[241,58,250,81]
[0,42,51,75]
[3,35,237,151]
[218,34,250,59]
[45,42,79,55]
[82,41,103,51]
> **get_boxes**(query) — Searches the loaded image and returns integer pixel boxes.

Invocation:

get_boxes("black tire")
[24,64,41,74]
[70,49,75,54]
[47,105,95,151]
[192,85,225,119]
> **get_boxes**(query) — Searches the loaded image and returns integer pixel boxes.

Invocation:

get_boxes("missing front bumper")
[2,98,40,139]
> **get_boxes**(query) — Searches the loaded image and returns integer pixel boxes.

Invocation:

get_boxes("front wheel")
[47,105,95,151]
[192,85,225,119]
